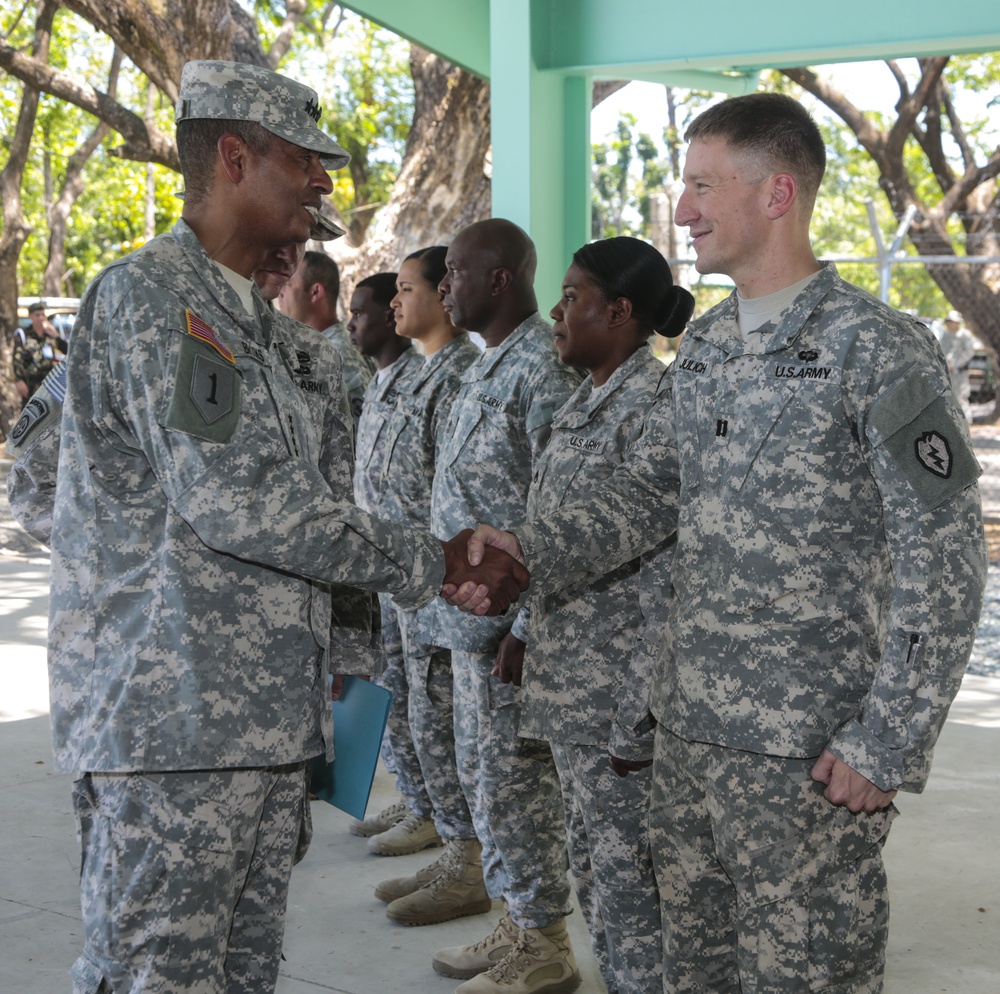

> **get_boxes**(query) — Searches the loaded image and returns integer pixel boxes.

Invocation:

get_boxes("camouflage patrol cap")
[176,60,350,170]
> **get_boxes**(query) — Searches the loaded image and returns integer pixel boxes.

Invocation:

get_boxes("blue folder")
[308,676,393,820]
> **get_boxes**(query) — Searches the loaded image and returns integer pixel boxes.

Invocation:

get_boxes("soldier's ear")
[217,134,248,185]
[491,267,512,296]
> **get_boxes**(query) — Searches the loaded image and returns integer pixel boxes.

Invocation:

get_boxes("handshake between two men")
[439,526,525,616]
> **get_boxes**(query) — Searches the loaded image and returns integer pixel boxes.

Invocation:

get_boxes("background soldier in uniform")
[347,271,437,854]
[422,219,584,994]
[372,248,486,927]
[278,249,376,434]
[500,236,692,994]
[455,94,987,994]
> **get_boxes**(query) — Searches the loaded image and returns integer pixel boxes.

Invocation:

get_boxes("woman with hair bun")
[496,236,693,994]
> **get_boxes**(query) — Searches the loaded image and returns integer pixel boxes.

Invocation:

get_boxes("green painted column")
[488,1,591,305]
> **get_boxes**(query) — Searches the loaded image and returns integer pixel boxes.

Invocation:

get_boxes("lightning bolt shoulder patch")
[870,388,980,509]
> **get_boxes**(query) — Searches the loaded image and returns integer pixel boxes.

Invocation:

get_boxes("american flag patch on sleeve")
[186,310,235,364]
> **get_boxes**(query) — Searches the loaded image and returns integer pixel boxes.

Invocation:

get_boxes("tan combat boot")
[367,811,442,855]
[347,799,407,838]
[454,918,582,994]
[374,839,465,903]
[386,838,492,925]
[432,913,520,980]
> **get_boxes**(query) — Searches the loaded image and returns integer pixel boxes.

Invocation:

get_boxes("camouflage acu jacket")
[47,220,442,774]
[420,313,581,652]
[353,348,423,514]
[513,346,673,757]
[321,321,376,436]
[517,265,986,792]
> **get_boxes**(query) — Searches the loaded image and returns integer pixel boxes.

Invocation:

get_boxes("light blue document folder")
[308,677,392,820]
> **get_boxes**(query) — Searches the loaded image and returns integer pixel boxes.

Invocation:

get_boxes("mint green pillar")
[488,1,591,306]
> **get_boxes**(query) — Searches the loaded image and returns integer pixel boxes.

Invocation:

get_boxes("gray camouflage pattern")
[71,765,305,994]
[351,349,429,809]
[352,348,422,516]
[514,265,986,991]
[377,334,482,838]
[518,265,986,791]
[176,60,349,169]
[413,314,579,926]
[374,590,433,818]
[651,730,893,994]
[418,313,581,650]
[553,742,661,994]
[509,346,667,990]
[452,648,572,929]
[48,219,442,776]
[6,359,67,543]
[323,321,379,438]
[514,345,672,759]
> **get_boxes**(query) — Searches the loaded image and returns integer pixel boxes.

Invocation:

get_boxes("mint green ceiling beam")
[338,0,490,77]
[534,0,1000,74]
[489,2,592,303]
[338,0,1000,302]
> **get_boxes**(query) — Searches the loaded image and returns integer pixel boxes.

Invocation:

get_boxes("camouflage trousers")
[551,742,661,994]
[70,764,308,994]
[650,730,896,994]
[376,591,433,819]
[398,610,476,840]
[451,649,572,929]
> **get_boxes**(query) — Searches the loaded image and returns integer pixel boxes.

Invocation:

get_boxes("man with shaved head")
[412,218,583,994]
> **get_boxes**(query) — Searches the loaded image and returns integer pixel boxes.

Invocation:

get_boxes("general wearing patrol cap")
[176,60,351,172]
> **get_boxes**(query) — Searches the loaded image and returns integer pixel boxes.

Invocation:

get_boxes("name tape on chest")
[476,391,511,414]
[567,434,607,455]
[772,363,836,381]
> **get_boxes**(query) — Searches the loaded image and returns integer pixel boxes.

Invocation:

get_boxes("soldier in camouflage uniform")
[13,301,67,405]
[498,237,693,994]
[368,248,487,925]
[455,94,987,994]
[346,272,438,855]
[421,220,584,994]
[39,60,527,994]
[279,249,376,434]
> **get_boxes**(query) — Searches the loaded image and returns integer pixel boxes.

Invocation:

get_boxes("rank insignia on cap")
[186,310,234,364]
[915,431,952,478]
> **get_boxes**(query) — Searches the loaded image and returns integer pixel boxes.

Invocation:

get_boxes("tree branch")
[266,0,307,68]
[886,56,947,159]
[0,40,179,170]
[780,67,885,160]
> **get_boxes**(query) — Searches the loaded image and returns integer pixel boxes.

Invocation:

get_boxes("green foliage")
[592,112,670,239]
[277,8,413,231]
[1,6,181,295]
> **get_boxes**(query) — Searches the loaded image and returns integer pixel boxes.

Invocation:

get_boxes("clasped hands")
[439,526,528,615]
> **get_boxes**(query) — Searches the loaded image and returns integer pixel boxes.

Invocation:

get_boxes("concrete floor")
[1,552,998,993]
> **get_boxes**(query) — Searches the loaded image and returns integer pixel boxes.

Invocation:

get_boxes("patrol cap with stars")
[176,60,350,171]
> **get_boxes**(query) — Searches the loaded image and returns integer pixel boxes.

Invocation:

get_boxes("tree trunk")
[43,49,123,297]
[330,46,492,295]
[0,0,57,437]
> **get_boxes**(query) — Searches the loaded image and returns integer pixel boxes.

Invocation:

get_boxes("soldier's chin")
[305,207,346,242]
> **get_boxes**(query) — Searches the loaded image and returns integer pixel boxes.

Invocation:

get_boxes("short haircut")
[176,118,273,207]
[685,92,826,210]
[356,272,398,309]
[572,236,694,339]
[404,246,449,290]
[299,251,341,302]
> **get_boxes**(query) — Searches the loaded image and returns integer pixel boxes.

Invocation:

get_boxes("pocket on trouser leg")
[741,807,894,993]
